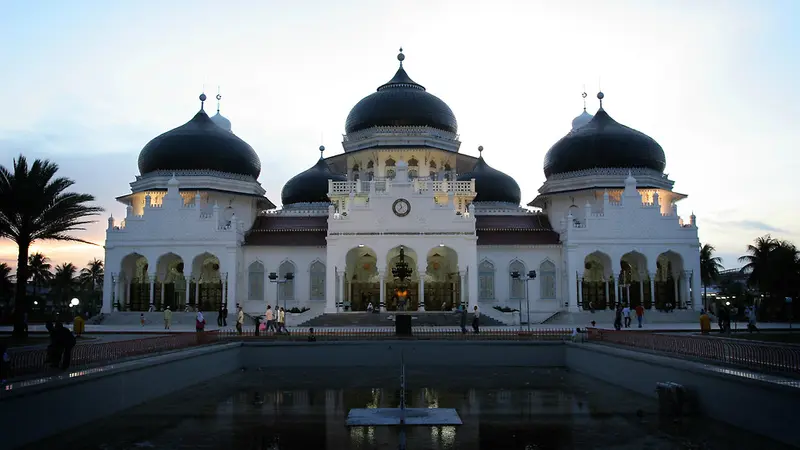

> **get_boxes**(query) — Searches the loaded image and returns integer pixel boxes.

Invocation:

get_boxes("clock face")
[392,198,411,217]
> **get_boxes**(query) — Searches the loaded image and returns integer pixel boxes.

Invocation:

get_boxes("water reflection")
[21,367,793,450]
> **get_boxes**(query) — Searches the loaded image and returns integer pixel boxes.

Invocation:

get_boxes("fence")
[7,331,219,380]
[218,327,573,341]
[587,328,800,376]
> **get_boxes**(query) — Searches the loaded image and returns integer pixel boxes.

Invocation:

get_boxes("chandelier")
[391,246,413,283]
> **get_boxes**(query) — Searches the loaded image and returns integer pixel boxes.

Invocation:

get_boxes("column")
[108,274,117,313]
[338,272,345,311]
[639,275,644,306]
[576,273,583,308]
[379,270,386,312]
[126,282,131,309]
[673,275,680,308]
[683,270,692,310]
[625,284,630,305]
[160,279,166,310]
[649,272,656,308]
[689,269,699,310]
[418,266,426,311]
[467,266,479,311]
[459,271,466,308]
[324,264,337,313]
[223,273,229,309]
[604,280,610,306]
[148,274,155,308]
[612,273,619,308]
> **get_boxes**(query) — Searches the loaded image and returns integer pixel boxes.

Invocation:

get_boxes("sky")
[0,0,798,272]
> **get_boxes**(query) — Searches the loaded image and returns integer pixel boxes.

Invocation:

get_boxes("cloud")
[704,218,787,234]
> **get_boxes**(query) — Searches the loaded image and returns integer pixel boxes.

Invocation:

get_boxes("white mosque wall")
[476,246,564,312]
[125,190,261,231]
[239,245,326,314]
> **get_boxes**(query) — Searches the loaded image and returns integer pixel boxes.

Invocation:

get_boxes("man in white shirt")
[622,305,632,328]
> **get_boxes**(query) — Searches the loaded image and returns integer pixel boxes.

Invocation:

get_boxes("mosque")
[100,50,701,322]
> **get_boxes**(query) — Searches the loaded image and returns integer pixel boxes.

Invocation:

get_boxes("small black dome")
[281,156,347,205]
[344,64,458,134]
[138,110,261,178]
[543,108,666,178]
[457,153,521,205]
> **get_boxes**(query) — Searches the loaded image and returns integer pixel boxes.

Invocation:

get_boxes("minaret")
[210,86,233,132]
[571,88,593,131]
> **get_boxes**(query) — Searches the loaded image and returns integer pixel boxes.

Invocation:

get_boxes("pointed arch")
[478,259,495,300]
[248,260,265,300]
[385,157,396,167]
[408,157,419,167]
[278,260,296,301]
[367,160,374,169]
[539,260,557,299]
[309,260,326,301]
[509,259,526,300]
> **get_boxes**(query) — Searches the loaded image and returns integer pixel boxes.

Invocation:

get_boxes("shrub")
[288,307,310,314]
[493,306,519,313]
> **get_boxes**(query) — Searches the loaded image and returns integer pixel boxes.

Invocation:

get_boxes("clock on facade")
[392,198,411,217]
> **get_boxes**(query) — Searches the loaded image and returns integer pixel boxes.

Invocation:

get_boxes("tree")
[79,258,104,313]
[52,262,79,307]
[0,155,103,337]
[28,252,53,299]
[699,244,724,309]
[738,235,778,295]
[0,262,14,303]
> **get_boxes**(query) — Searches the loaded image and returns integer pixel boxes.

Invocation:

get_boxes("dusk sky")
[0,0,798,271]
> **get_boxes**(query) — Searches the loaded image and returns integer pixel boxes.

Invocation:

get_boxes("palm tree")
[0,155,103,337]
[699,244,724,309]
[79,258,104,313]
[0,263,14,303]
[28,252,53,300]
[738,235,779,296]
[52,262,79,308]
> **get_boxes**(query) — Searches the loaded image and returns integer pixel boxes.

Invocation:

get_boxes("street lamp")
[268,272,294,311]
[70,298,80,308]
[510,270,537,332]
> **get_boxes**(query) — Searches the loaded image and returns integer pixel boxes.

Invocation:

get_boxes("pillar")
[324,264,337,313]
[418,266,426,311]
[577,272,583,308]
[604,280,609,307]
[194,275,201,308]
[639,275,644,306]
[649,272,656,308]
[612,273,619,308]
[223,272,229,309]
[673,275,680,308]
[459,271,466,308]
[379,270,386,312]
[338,272,345,311]
[160,280,166,310]
[625,284,630,305]
[148,274,155,308]
[467,265,479,311]
[690,269,699,310]
[684,270,692,310]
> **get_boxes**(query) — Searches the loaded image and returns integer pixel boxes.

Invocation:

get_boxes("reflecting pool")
[24,367,790,449]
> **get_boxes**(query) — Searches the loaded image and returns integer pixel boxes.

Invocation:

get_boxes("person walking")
[622,305,632,328]
[455,304,467,334]
[472,305,480,334]
[222,304,229,327]
[54,322,76,370]
[278,307,289,334]
[217,304,224,327]
[634,304,645,328]
[699,309,711,335]
[196,310,206,332]
[265,305,275,333]
[236,306,244,335]
[163,306,172,330]
[614,306,623,330]
[73,314,85,337]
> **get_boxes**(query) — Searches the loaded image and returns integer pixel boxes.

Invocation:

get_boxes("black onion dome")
[281,154,347,205]
[543,108,666,178]
[344,64,458,134]
[138,110,261,178]
[457,153,521,205]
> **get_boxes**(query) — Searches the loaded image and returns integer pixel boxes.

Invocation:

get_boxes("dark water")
[27,367,788,450]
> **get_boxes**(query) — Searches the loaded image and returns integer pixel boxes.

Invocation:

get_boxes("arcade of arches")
[112,252,228,311]
[342,245,462,311]
[579,251,692,310]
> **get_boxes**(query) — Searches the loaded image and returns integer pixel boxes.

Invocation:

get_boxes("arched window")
[385,158,396,167]
[409,157,419,167]
[310,261,325,300]
[367,160,374,169]
[540,260,557,299]
[509,260,525,300]
[478,260,495,300]
[278,261,295,301]
[352,164,360,172]
[386,169,396,180]
[429,160,437,169]
[444,163,451,171]
[408,169,418,179]
[248,261,265,300]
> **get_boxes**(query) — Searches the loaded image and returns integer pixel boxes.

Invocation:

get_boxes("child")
[140,313,145,327]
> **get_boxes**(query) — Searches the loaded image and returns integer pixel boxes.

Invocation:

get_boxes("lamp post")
[510,270,537,332]
[268,272,295,312]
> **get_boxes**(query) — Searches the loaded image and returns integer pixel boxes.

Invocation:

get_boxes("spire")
[216,86,222,114]
[597,91,604,110]
[397,47,405,67]
[582,87,588,112]
[199,92,207,111]
[319,145,325,160]
[478,145,484,158]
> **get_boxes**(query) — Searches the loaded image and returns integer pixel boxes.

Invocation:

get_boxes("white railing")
[415,179,474,194]
[328,179,475,196]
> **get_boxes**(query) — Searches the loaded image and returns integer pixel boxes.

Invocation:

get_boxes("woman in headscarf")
[196,309,206,332]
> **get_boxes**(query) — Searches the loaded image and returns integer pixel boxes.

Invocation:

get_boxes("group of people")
[614,304,645,330]
[257,305,289,335]
[699,305,759,334]
[454,304,481,334]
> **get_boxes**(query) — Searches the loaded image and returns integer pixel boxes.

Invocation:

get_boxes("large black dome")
[543,107,666,178]
[457,150,521,205]
[138,109,261,178]
[344,54,457,134]
[281,149,347,205]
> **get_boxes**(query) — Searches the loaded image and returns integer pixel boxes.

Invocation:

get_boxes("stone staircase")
[299,311,506,327]
[544,309,701,326]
